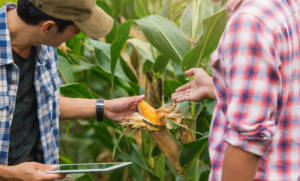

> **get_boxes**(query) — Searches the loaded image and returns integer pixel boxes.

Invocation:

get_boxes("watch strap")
[96,99,104,122]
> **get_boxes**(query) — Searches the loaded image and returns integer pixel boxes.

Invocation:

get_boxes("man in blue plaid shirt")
[0,0,145,180]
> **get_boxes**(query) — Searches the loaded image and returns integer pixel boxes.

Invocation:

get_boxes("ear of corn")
[138,100,158,124]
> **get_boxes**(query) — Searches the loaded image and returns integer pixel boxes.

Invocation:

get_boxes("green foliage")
[179,133,208,167]
[199,170,210,181]
[110,20,135,93]
[135,0,150,17]
[153,55,170,76]
[60,83,94,99]
[160,0,172,19]
[58,55,75,84]
[1,0,18,7]
[181,6,227,72]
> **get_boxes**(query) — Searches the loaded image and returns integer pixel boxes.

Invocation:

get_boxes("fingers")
[174,93,191,103]
[175,82,192,93]
[38,170,66,180]
[171,94,180,101]
[35,163,54,171]
[131,95,145,103]
[172,90,190,102]
[185,68,202,76]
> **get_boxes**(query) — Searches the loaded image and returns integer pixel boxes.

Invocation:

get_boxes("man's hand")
[171,68,216,102]
[2,162,66,181]
[104,95,145,122]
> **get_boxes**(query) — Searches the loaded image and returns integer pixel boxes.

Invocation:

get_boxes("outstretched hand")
[171,68,216,102]
[104,95,145,122]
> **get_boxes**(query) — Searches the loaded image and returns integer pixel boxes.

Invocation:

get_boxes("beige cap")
[29,0,113,39]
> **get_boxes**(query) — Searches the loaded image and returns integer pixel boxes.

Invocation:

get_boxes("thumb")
[132,95,145,102]
[185,68,197,76]
[35,163,55,171]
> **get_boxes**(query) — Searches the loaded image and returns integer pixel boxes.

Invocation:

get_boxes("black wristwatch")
[96,99,104,122]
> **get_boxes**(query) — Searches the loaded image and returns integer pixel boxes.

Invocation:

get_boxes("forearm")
[222,143,260,181]
[59,97,98,120]
[0,165,13,180]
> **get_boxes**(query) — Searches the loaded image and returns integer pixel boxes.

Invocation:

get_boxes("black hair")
[17,0,74,33]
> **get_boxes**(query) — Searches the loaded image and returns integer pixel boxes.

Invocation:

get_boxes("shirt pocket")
[0,95,10,108]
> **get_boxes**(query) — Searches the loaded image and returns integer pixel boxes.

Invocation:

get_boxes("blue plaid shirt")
[0,3,62,165]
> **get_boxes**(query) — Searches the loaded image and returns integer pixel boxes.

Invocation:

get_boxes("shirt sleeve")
[222,14,281,157]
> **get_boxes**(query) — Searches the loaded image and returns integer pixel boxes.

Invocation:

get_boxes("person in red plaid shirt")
[172,0,300,180]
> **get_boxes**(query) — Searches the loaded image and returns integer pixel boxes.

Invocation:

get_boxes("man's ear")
[40,20,56,34]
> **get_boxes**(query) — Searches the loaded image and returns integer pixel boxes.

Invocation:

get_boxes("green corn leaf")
[155,155,165,181]
[160,0,172,20]
[135,15,190,84]
[60,83,93,99]
[127,38,156,63]
[134,0,150,17]
[199,170,210,181]
[151,145,162,157]
[57,55,74,84]
[153,55,170,75]
[135,15,190,64]
[110,20,135,96]
[112,126,133,159]
[181,6,227,72]
[179,133,209,167]
[59,155,73,164]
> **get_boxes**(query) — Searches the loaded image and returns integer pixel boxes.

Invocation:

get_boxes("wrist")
[205,87,216,100]
[96,99,105,122]
[0,165,15,180]
[208,90,216,100]
[103,100,110,118]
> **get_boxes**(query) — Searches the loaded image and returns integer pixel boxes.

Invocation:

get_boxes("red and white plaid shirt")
[210,0,300,180]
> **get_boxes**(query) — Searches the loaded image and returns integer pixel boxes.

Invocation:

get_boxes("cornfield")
[2,0,228,180]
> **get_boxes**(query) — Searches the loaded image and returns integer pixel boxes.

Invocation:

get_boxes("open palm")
[171,68,216,102]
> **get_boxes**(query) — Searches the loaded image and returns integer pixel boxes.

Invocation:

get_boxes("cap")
[29,0,113,39]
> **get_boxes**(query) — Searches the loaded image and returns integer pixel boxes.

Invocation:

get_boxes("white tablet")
[43,162,132,174]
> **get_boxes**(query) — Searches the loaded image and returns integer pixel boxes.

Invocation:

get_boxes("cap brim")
[74,6,113,39]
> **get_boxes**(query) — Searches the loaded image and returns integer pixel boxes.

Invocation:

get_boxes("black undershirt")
[8,47,40,166]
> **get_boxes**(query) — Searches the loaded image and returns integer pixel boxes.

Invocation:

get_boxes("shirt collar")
[0,3,15,66]
[225,0,252,20]
[226,0,244,12]
[0,3,47,67]
[35,45,49,67]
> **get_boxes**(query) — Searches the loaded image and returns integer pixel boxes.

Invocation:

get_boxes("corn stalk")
[144,69,185,179]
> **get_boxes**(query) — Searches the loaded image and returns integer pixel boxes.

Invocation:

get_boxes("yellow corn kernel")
[138,100,158,124]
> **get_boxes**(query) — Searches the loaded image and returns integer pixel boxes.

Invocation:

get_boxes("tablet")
[43,162,132,174]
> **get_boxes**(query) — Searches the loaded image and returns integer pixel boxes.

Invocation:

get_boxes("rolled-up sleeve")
[223,14,281,157]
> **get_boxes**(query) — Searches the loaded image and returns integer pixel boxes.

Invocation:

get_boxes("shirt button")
[11,80,15,85]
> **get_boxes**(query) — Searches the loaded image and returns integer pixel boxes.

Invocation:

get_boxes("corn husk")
[119,69,197,178]
[121,102,182,130]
